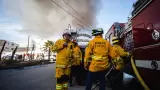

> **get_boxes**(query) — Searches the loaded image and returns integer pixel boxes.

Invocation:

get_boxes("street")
[0,64,86,90]
[0,63,112,90]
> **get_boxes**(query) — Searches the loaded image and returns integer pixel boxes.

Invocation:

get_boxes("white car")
[50,55,56,63]
[44,55,56,63]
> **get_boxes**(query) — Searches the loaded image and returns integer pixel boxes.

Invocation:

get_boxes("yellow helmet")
[112,36,119,44]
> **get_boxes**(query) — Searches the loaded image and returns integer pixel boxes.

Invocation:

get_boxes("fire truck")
[70,28,92,65]
[105,0,160,90]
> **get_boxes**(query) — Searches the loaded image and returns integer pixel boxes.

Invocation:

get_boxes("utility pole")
[68,24,71,31]
[27,36,30,54]
[26,36,30,61]
[31,42,35,61]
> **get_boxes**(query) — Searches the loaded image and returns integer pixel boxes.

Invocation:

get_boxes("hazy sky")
[0,0,136,47]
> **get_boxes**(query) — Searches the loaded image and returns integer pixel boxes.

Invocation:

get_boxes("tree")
[0,41,6,62]
[44,40,54,60]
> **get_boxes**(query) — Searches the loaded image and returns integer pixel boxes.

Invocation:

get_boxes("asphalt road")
[0,64,87,90]
[0,64,112,90]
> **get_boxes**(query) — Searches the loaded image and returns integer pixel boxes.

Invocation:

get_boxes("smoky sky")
[2,0,102,39]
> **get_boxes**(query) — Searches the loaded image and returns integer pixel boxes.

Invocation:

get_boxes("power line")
[62,0,93,28]
[50,0,92,29]
[77,24,84,29]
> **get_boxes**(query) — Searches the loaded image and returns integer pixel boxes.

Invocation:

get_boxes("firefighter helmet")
[92,28,104,36]
[112,36,119,44]
[62,29,71,37]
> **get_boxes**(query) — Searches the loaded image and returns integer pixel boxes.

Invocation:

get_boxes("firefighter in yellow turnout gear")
[109,36,130,90]
[111,36,130,70]
[72,41,82,67]
[84,28,113,90]
[52,32,73,90]
[69,40,83,86]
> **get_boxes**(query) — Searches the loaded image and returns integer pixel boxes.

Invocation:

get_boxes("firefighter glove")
[84,62,90,70]
[63,42,68,47]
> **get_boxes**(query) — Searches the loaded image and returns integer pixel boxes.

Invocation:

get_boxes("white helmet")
[62,29,71,37]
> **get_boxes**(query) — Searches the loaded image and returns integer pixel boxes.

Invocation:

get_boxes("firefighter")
[84,28,113,90]
[111,36,130,70]
[69,40,83,86]
[52,31,73,90]
[109,36,130,90]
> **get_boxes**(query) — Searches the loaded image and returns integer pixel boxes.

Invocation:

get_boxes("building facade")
[0,40,19,52]
[105,23,125,45]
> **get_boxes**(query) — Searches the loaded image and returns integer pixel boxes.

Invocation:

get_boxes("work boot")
[68,83,73,87]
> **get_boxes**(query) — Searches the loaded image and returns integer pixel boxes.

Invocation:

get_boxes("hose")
[131,56,150,90]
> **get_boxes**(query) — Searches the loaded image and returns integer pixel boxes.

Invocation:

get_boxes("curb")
[0,61,55,70]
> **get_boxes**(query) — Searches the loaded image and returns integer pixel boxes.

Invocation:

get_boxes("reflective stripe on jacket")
[92,55,108,61]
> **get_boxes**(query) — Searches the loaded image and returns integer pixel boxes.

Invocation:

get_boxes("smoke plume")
[2,0,102,39]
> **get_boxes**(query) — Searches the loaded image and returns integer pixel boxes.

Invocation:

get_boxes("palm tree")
[44,40,54,60]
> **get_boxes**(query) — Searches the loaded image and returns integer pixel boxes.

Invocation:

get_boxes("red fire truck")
[105,0,160,90]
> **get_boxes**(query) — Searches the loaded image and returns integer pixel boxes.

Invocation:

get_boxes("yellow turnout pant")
[56,68,71,90]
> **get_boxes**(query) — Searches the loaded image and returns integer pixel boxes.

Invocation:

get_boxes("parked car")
[50,55,56,63]
[44,55,56,63]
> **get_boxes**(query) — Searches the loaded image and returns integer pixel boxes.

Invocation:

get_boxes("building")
[0,40,19,58]
[0,40,19,52]
[105,23,125,45]
[0,40,34,55]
